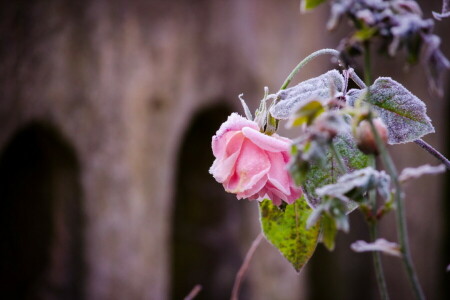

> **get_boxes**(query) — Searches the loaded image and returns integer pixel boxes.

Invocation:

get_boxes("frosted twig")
[230,232,264,300]
[184,284,202,300]
[280,48,342,90]
[414,139,450,170]
[348,68,367,89]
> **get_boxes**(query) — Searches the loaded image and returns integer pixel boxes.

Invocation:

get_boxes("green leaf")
[365,77,434,144]
[301,0,327,12]
[353,27,378,41]
[287,100,325,127]
[259,197,320,272]
[321,214,337,251]
[302,128,370,209]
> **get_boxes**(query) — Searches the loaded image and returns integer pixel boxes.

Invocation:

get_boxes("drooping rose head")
[209,113,302,206]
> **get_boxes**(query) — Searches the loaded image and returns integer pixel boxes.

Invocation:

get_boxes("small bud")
[356,118,388,155]
[313,112,344,141]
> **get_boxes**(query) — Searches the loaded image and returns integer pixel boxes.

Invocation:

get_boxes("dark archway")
[171,104,251,300]
[307,211,375,300]
[0,122,84,300]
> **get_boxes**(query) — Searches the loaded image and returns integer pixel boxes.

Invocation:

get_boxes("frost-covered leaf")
[301,0,327,12]
[259,196,320,272]
[399,164,446,182]
[316,167,391,202]
[355,77,434,144]
[270,70,344,120]
[351,239,401,257]
[345,88,364,106]
[302,125,370,209]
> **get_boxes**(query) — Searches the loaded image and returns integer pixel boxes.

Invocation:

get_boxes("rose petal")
[214,113,258,142]
[209,151,240,183]
[210,132,246,182]
[242,127,290,152]
[225,132,245,156]
[286,186,302,204]
[212,130,241,158]
[268,186,288,205]
[236,176,267,199]
[226,139,270,193]
[267,152,291,195]
[265,189,283,206]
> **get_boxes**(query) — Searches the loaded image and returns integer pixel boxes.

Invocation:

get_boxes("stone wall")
[0,0,448,299]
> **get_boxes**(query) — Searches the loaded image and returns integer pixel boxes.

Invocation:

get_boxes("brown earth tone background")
[0,0,449,299]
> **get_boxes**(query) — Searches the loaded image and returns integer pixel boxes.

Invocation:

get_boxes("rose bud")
[209,113,302,206]
[356,118,388,155]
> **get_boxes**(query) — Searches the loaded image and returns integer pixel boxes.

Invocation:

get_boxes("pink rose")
[209,113,302,206]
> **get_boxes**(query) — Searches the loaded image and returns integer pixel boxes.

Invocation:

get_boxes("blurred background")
[0,0,449,299]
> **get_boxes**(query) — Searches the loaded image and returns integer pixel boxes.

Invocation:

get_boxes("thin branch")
[348,67,367,89]
[414,139,450,170]
[280,48,342,90]
[184,285,202,300]
[231,232,264,300]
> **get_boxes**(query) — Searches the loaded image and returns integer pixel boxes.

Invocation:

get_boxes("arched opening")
[0,122,84,300]
[170,104,250,300]
[307,212,375,300]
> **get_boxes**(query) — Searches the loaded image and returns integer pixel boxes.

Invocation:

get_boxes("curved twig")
[230,232,264,300]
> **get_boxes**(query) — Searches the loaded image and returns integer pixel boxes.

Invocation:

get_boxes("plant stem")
[231,232,264,300]
[363,41,372,86]
[414,139,450,170]
[280,48,341,90]
[279,48,367,91]
[330,142,348,174]
[367,155,390,300]
[349,68,367,89]
[368,222,390,300]
[368,118,425,300]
